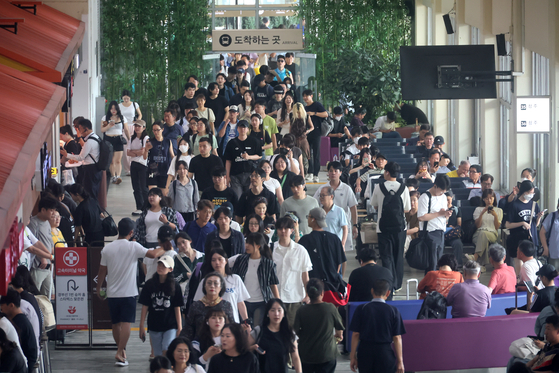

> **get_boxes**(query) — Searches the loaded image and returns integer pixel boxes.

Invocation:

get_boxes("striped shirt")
[231,254,279,303]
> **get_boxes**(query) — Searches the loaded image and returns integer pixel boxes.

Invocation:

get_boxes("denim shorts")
[107,297,136,324]
[150,329,177,355]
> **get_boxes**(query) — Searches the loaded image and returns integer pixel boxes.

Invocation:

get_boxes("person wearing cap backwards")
[266,85,285,119]
[96,218,167,366]
[207,82,230,132]
[224,120,263,197]
[253,74,274,102]
[139,254,183,358]
[300,207,347,280]
[217,105,240,154]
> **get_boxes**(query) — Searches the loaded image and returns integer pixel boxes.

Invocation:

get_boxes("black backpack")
[87,135,113,171]
[417,291,447,319]
[378,182,406,233]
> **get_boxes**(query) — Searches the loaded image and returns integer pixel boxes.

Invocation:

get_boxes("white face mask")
[286,84,292,89]
[524,193,534,201]
[335,115,343,121]
[521,177,529,182]
[179,145,189,154]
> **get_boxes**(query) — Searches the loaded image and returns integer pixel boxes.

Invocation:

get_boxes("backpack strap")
[172,180,178,201]
[86,134,101,164]
[379,182,389,196]
[423,191,432,232]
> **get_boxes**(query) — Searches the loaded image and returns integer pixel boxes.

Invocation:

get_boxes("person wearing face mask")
[505,180,544,270]
[328,106,350,149]
[166,137,192,188]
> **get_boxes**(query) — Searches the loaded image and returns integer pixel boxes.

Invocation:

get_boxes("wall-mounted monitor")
[400,45,497,100]
[516,96,550,133]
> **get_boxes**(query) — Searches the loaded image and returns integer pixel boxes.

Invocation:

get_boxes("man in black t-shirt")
[177,83,197,114]
[348,247,394,302]
[224,120,262,198]
[188,137,224,192]
[206,82,229,130]
[235,168,279,223]
[201,167,239,210]
[303,89,328,183]
[229,80,249,107]
[0,289,37,373]
[299,207,346,285]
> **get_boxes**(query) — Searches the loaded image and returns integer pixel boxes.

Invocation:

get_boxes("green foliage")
[101,0,210,124]
[298,0,411,120]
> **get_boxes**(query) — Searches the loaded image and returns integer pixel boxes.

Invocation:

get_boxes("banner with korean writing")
[212,29,303,52]
[55,247,88,330]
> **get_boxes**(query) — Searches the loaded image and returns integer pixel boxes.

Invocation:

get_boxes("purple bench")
[402,314,538,371]
[346,292,527,351]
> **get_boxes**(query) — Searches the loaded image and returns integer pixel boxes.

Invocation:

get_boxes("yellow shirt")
[446,170,459,178]
[52,229,67,248]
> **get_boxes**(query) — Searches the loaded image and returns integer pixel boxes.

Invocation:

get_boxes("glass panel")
[200,55,221,87]
[293,54,316,99]
[214,10,257,29]
[259,0,298,5]
[215,0,256,5]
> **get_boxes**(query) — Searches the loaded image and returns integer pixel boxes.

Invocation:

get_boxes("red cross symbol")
[63,251,80,267]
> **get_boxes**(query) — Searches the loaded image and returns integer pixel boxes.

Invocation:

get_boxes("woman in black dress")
[207,323,259,373]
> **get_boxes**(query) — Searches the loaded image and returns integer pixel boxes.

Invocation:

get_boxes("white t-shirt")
[272,240,313,303]
[264,178,281,195]
[196,108,216,123]
[119,102,140,125]
[20,227,38,269]
[371,181,411,233]
[520,258,543,289]
[228,123,238,140]
[145,210,163,243]
[194,274,250,323]
[0,316,27,365]
[168,155,193,176]
[344,144,359,161]
[144,250,177,283]
[245,258,263,302]
[129,136,149,166]
[417,192,447,231]
[373,115,396,131]
[100,240,148,297]
[276,109,291,134]
[101,115,125,136]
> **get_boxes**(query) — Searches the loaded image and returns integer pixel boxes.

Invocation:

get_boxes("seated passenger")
[343,137,369,168]
[468,174,501,206]
[415,132,435,158]
[410,160,434,183]
[465,189,503,269]
[530,265,558,313]
[405,123,430,147]
[446,160,470,178]
[463,164,482,188]
[404,191,420,253]
[534,290,559,338]
[514,314,559,372]
[405,178,420,192]
[372,111,402,139]
[348,248,393,302]
[440,153,454,172]
[446,260,491,318]
[417,254,463,299]
[517,240,543,291]
[486,244,516,295]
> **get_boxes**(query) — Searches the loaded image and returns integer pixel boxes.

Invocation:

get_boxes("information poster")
[55,247,88,330]
[516,96,550,133]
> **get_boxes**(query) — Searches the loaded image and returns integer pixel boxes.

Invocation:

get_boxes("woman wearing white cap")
[139,255,184,358]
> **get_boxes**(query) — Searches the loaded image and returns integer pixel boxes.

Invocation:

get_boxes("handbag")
[509,337,540,359]
[119,135,128,145]
[445,226,462,241]
[406,192,432,271]
[133,102,138,121]
[528,202,545,257]
[100,208,118,237]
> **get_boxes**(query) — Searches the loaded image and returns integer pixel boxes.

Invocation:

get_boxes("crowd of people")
[4,51,559,373]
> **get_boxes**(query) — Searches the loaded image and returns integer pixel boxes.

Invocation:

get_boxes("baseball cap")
[229,105,239,112]
[237,120,250,128]
[376,153,387,160]
[254,74,265,83]
[308,207,327,228]
[236,68,245,74]
[274,86,285,94]
[536,264,557,279]
[434,136,445,146]
[158,255,175,270]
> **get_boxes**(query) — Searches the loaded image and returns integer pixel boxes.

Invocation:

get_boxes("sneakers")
[464,254,475,262]
[480,265,486,273]
[132,210,142,216]
[313,175,320,183]
[114,177,122,185]
[115,360,129,367]
[304,174,313,182]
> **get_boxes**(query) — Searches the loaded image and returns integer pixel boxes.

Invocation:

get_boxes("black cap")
[274,86,285,94]
[434,136,445,145]
[254,74,265,83]
[237,120,250,128]
[537,264,557,279]
[333,106,343,115]
[376,153,386,160]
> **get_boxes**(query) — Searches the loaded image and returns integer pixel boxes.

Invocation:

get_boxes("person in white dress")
[119,90,142,176]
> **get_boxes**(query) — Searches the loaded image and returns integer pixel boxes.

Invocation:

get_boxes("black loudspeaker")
[443,14,454,34]
[496,34,507,56]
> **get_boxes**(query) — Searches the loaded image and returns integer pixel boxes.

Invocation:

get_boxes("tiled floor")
[49,170,498,373]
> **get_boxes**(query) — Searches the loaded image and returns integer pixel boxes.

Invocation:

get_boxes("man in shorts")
[96,218,166,366]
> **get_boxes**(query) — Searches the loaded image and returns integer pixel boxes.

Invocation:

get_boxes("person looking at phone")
[517,240,543,293]
[427,149,441,175]
[192,309,229,369]
[418,174,452,272]
[415,132,436,158]
[411,160,435,183]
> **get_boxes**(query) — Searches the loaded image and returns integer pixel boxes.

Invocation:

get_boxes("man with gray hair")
[318,186,349,250]
[446,160,470,178]
[446,260,491,318]
[487,244,516,294]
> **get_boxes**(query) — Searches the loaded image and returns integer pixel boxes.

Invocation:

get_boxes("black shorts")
[147,174,167,188]
[104,134,124,152]
[107,297,136,324]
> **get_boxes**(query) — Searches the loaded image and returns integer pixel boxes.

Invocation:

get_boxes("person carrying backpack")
[61,118,110,200]
[371,162,411,292]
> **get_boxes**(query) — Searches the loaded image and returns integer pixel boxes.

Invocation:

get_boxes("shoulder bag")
[406,192,432,271]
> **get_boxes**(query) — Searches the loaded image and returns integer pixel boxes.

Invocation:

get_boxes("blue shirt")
[183,221,217,253]
[324,204,348,242]
[274,68,292,82]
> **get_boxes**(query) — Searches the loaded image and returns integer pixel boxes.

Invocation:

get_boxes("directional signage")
[55,247,88,330]
[212,29,304,52]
